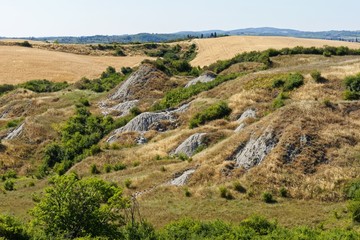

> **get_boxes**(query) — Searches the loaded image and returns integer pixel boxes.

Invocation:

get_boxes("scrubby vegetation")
[153,73,240,110]
[207,46,360,74]
[272,73,304,91]
[19,80,69,93]
[75,66,127,92]
[344,73,360,100]
[189,101,231,128]
[39,107,135,176]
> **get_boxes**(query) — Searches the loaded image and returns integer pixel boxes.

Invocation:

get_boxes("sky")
[1,0,359,37]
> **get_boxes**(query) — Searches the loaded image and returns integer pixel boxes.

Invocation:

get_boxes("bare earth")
[191,36,360,67]
[0,46,150,84]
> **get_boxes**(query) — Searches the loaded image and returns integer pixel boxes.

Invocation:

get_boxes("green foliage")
[42,107,125,175]
[31,173,129,239]
[189,101,231,128]
[207,50,272,74]
[5,119,22,129]
[348,201,360,222]
[113,163,127,171]
[233,182,246,193]
[121,67,133,75]
[75,66,126,92]
[19,80,68,93]
[4,179,15,191]
[344,90,360,100]
[219,186,233,200]
[262,192,275,203]
[279,187,288,197]
[0,214,30,240]
[272,92,288,109]
[0,84,15,95]
[114,48,126,56]
[283,73,304,91]
[2,170,17,180]
[104,164,112,173]
[184,187,191,197]
[16,41,32,48]
[90,164,100,175]
[124,179,132,189]
[79,98,91,107]
[154,73,239,110]
[272,79,285,88]
[344,73,360,100]
[311,70,322,83]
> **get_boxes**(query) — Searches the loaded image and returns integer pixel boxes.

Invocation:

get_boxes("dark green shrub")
[272,79,285,88]
[90,164,100,174]
[348,201,360,222]
[114,48,126,56]
[344,90,360,100]
[19,80,68,93]
[323,51,332,57]
[311,70,322,83]
[184,187,191,197]
[279,187,288,198]
[17,41,32,48]
[6,119,22,128]
[79,98,90,107]
[121,67,133,75]
[104,164,112,173]
[4,179,15,191]
[272,92,287,109]
[219,186,233,200]
[233,182,246,193]
[0,84,15,95]
[189,101,231,128]
[3,169,17,179]
[113,163,127,171]
[344,73,360,92]
[283,73,304,91]
[124,179,132,189]
[262,192,275,203]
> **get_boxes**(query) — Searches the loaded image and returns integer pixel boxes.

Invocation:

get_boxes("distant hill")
[2,27,360,44]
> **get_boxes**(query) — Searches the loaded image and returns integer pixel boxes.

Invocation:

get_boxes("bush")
[344,90,360,100]
[344,73,360,100]
[189,101,231,128]
[219,186,233,200]
[121,67,133,75]
[17,41,32,48]
[90,164,100,174]
[124,179,132,189]
[184,188,191,197]
[272,92,287,109]
[233,182,246,193]
[0,214,30,240]
[0,84,15,95]
[262,192,275,203]
[79,98,90,107]
[279,187,288,197]
[20,79,68,93]
[283,73,304,91]
[272,79,285,88]
[113,163,127,171]
[311,70,322,83]
[104,164,112,173]
[4,179,15,191]
[3,169,17,179]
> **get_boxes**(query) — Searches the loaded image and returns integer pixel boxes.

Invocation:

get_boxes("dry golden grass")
[191,36,360,67]
[0,46,151,84]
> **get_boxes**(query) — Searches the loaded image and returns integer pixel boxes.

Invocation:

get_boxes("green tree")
[0,214,30,240]
[31,173,129,239]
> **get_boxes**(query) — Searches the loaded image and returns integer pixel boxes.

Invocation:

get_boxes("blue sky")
[1,0,359,37]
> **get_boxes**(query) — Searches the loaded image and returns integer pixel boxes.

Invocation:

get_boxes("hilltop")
[3,27,360,44]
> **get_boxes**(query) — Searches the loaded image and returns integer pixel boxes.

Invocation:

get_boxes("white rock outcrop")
[185,72,216,88]
[174,133,206,157]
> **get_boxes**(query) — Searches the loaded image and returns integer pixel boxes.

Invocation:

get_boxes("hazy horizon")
[1,0,359,38]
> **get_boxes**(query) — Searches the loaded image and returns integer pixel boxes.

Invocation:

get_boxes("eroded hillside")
[1,40,360,230]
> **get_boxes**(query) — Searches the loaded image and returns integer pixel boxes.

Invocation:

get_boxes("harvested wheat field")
[0,46,151,84]
[191,36,360,67]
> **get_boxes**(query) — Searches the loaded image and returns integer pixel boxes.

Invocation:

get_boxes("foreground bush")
[19,80,69,93]
[0,214,30,240]
[31,173,129,239]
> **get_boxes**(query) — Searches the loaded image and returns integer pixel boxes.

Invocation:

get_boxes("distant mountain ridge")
[2,27,360,44]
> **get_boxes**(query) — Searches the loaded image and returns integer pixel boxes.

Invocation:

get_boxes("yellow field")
[0,46,150,84]
[191,36,360,67]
